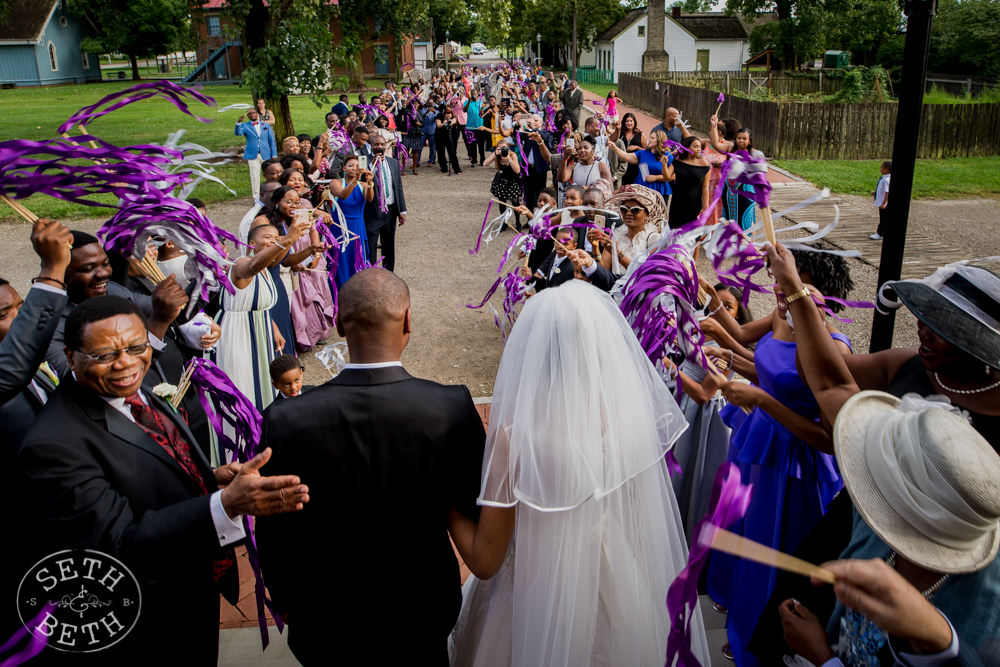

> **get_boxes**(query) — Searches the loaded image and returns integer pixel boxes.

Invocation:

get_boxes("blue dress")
[266,264,294,355]
[333,181,371,288]
[707,331,848,667]
[635,150,673,197]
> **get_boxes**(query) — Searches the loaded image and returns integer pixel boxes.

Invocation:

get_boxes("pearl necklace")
[933,372,1000,395]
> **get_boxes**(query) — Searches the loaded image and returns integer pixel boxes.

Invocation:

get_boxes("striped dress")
[218,266,278,415]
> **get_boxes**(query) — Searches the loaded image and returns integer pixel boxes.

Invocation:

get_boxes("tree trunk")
[270,95,294,142]
[130,54,141,80]
[349,58,366,89]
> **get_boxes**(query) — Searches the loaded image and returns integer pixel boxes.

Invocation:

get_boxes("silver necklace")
[886,552,949,598]
[933,371,1000,395]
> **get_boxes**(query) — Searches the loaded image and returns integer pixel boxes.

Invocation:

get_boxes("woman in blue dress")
[608,129,674,200]
[700,247,856,666]
[328,154,374,288]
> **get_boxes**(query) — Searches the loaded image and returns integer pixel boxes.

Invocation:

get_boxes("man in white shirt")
[870,160,891,240]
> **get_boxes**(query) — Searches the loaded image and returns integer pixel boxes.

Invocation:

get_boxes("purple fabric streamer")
[0,603,57,667]
[464,129,477,144]
[470,200,494,255]
[544,106,556,132]
[725,149,771,208]
[716,92,725,105]
[0,137,188,207]
[619,246,712,375]
[99,195,238,303]
[671,218,769,307]
[374,159,388,214]
[665,463,752,667]
[184,358,284,647]
[58,80,215,134]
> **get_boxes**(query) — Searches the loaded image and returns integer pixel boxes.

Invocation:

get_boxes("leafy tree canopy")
[70,0,192,78]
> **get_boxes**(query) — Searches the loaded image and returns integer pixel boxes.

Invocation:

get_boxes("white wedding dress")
[450,281,711,667]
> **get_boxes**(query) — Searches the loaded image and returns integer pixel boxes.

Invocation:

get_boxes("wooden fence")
[637,70,844,96]
[618,74,1000,159]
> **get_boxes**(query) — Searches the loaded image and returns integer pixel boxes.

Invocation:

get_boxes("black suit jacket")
[255,366,485,666]
[363,155,407,233]
[14,381,236,663]
[533,252,578,291]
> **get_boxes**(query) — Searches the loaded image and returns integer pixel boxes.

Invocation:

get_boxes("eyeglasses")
[75,342,150,363]
[619,206,646,215]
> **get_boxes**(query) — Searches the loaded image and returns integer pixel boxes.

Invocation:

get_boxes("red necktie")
[125,393,207,493]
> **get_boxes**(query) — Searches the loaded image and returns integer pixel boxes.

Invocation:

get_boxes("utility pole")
[571,0,578,80]
[869,0,938,351]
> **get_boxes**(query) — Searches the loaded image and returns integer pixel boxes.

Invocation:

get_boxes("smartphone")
[639,162,650,181]
[358,155,368,171]
[594,214,606,227]
[294,208,311,226]
[566,137,575,149]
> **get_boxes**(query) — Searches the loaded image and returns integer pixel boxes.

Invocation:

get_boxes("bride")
[449,281,711,666]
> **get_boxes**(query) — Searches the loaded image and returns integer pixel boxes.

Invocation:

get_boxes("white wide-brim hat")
[834,390,1000,574]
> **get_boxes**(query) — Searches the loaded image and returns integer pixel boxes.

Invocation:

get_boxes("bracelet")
[784,286,812,305]
[274,240,288,250]
[31,276,66,288]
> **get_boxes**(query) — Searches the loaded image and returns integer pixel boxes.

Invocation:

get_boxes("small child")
[606,90,618,121]
[270,354,305,398]
[870,160,891,240]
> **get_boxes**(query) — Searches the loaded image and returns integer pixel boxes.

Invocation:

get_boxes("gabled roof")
[670,13,749,40]
[597,8,646,43]
[0,0,58,42]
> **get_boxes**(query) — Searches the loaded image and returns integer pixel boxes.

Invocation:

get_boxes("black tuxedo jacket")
[14,380,236,664]
[255,366,485,666]
[362,155,407,233]
[534,252,578,291]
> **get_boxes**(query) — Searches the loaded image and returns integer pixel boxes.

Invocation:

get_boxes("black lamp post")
[445,30,450,63]
[870,0,938,352]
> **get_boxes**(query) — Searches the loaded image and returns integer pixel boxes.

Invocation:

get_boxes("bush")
[825,66,891,103]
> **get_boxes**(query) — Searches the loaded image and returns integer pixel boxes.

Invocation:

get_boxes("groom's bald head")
[336,269,411,357]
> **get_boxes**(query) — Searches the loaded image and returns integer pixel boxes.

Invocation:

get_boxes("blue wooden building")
[0,0,101,87]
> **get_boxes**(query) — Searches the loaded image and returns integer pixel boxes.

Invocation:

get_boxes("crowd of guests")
[0,64,997,667]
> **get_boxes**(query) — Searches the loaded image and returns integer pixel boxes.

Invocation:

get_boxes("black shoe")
[440,169,448,174]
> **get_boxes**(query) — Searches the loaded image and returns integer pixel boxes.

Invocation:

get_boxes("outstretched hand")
[220,447,310,518]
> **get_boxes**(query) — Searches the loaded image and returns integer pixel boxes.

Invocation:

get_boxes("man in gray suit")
[0,217,72,449]
[363,134,407,272]
[560,79,584,126]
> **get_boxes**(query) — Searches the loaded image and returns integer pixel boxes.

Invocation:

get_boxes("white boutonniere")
[152,383,178,400]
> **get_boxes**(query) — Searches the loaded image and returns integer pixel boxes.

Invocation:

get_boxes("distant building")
[0,0,101,87]
[188,2,415,85]
[585,6,766,83]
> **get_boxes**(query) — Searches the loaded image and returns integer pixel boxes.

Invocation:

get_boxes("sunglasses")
[619,206,646,215]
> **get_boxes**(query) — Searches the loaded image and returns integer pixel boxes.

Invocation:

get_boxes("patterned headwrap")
[606,184,668,230]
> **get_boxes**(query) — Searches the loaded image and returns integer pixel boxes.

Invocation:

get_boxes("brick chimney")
[643,1,670,72]
[671,5,681,18]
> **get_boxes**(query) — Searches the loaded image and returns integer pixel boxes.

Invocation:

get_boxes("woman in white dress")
[450,280,711,667]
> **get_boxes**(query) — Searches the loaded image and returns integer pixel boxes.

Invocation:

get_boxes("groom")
[235,108,277,204]
[256,269,512,665]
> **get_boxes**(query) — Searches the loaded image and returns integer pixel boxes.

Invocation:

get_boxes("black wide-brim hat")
[885,265,1000,369]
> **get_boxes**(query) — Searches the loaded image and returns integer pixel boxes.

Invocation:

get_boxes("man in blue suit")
[235,108,278,204]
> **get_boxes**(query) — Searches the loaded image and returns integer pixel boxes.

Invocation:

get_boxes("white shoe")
[869,233,883,240]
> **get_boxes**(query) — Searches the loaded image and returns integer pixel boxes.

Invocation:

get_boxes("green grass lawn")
[773,157,1000,200]
[0,80,383,221]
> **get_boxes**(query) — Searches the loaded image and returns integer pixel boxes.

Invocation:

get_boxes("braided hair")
[790,242,854,313]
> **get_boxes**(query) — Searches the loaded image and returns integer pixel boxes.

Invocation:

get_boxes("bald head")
[337,269,411,359]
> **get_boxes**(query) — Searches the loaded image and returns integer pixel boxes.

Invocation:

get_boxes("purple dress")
[707,331,847,667]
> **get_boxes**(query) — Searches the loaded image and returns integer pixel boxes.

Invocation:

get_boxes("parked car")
[471,43,486,55]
